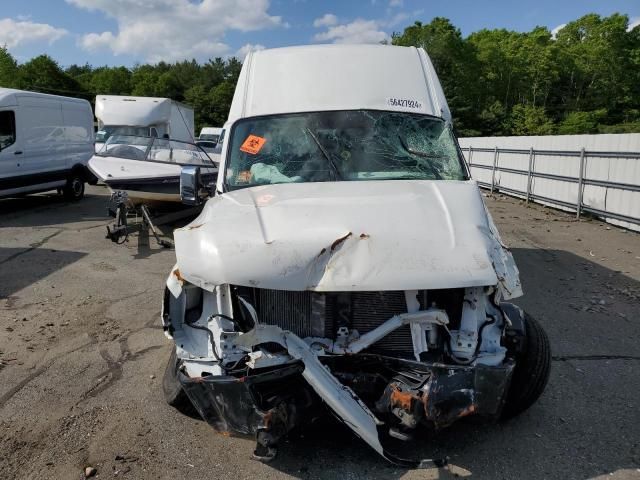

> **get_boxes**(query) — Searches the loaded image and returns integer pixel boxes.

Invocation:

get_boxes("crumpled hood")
[173,180,522,298]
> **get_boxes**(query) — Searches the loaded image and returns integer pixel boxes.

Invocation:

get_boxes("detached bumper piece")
[178,363,319,461]
[179,347,514,466]
[328,355,515,431]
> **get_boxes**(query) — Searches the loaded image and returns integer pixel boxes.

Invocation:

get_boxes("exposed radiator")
[253,289,429,354]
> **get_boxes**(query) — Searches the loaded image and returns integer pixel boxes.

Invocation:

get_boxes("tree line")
[0,49,242,133]
[0,12,638,137]
[392,13,640,136]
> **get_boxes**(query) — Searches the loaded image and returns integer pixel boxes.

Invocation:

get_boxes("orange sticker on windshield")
[240,134,266,154]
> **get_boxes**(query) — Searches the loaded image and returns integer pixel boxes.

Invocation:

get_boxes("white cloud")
[551,23,566,39]
[235,43,265,60]
[67,0,283,62]
[313,13,338,28]
[314,18,389,44]
[0,18,68,49]
[628,16,640,31]
[389,0,403,6]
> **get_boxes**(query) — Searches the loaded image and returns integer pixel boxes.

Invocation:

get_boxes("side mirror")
[180,166,203,206]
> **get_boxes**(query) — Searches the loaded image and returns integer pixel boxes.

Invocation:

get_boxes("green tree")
[509,105,555,135]
[393,18,480,135]
[0,46,20,88]
[554,14,638,122]
[184,84,211,133]
[556,109,606,134]
[89,66,132,95]
[208,81,237,126]
[18,55,84,97]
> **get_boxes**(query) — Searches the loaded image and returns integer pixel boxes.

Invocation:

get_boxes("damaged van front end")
[161,180,543,466]
[160,44,550,466]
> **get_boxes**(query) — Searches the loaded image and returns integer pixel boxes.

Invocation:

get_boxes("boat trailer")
[105,191,201,248]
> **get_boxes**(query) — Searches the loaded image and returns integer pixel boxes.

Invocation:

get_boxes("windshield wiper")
[305,127,342,180]
[397,135,442,180]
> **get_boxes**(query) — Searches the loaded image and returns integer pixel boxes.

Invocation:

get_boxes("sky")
[1,0,639,67]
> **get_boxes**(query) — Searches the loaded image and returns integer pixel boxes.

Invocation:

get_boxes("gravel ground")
[1,185,639,480]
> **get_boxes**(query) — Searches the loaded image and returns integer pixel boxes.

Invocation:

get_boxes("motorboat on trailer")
[89,134,217,206]
[88,135,217,246]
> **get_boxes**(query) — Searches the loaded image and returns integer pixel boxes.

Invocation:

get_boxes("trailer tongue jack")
[105,192,200,248]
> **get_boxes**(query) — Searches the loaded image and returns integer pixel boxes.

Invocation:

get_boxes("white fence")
[458,134,640,232]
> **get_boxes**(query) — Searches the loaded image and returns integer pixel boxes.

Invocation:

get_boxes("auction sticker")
[240,134,266,154]
[386,98,424,111]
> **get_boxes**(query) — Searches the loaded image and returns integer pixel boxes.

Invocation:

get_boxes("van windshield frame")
[223,110,469,191]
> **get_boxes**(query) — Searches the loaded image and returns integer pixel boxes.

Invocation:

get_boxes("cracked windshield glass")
[226,110,467,188]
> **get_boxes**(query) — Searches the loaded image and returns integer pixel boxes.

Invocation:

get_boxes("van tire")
[63,170,85,201]
[163,349,196,415]
[501,314,551,419]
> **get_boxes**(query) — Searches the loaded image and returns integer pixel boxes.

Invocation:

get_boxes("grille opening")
[233,287,464,354]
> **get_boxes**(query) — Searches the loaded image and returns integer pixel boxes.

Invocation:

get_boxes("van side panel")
[15,96,67,186]
[61,100,94,169]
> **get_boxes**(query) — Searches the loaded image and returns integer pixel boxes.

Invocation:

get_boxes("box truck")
[94,96,195,151]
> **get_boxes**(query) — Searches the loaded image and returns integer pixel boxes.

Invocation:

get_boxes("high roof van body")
[0,88,94,200]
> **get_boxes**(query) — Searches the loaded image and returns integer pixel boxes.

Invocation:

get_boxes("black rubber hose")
[475,313,497,356]
[183,322,221,362]
[183,313,238,364]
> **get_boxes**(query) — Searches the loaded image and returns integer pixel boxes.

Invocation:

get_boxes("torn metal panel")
[481,204,523,299]
[233,325,435,467]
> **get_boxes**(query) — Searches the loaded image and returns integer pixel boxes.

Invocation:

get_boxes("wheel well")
[70,164,87,181]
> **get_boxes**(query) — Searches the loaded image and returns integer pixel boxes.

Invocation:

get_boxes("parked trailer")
[0,88,94,200]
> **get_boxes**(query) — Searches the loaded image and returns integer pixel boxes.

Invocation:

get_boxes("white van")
[198,127,222,144]
[0,88,94,201]
[164,45,551,465]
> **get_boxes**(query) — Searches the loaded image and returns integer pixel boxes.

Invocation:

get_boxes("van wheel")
[163,349,198,417]
[502,314,551,419]
[63,172,85,201]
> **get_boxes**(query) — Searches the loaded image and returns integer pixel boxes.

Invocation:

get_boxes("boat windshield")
[95,126,152,143]
[97,135,214,166]
[225,110,467,190]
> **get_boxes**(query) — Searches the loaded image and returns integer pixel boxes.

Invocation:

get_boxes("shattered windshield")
[225,110,467,189]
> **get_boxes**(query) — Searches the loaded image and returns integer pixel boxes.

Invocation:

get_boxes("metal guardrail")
[464,146,640,225]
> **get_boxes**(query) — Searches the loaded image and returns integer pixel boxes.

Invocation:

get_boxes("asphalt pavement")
[1,185,638,480]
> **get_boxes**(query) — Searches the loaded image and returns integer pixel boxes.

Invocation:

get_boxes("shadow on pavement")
[0,247,87,299]
[0,190,108,228]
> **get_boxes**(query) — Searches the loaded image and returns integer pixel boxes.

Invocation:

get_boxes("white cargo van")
[0,88,94,201]
[198,127,222,144]
[163,45,551,466]
[94,96,195,152]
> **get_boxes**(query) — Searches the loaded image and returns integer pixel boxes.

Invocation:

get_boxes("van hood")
[173,180,522,298]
